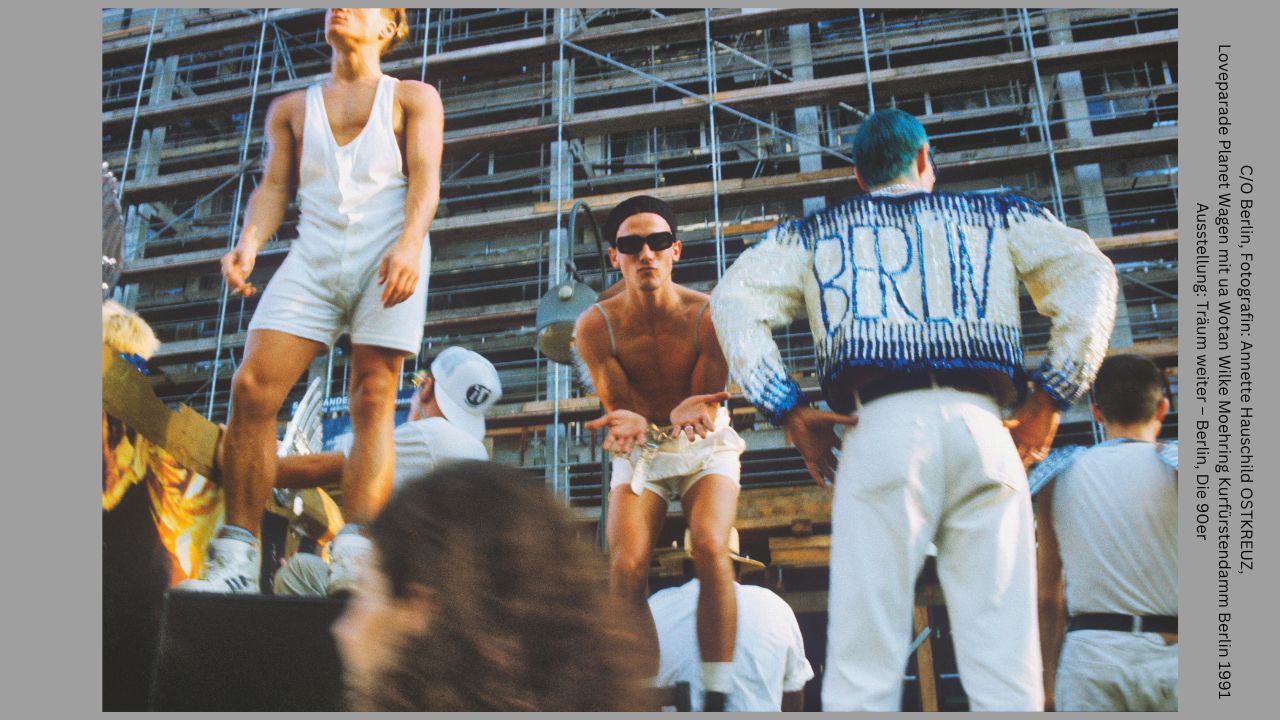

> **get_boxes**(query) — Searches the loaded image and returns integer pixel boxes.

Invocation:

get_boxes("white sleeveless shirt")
[296,74,413,264]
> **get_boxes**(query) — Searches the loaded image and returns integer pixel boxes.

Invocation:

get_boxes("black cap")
[603,195,678,246]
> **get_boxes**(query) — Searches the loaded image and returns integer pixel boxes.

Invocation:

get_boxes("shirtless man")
[185,8,444,594]
[575,195,745,711]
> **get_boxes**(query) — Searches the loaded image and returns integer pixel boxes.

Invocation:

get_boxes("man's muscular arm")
[222,93,300,296]
[380,80,444,308]
[575,307,648,455]
[670,304,731,441]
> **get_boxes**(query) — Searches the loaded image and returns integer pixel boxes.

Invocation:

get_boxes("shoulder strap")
[592,303,617,356]
[692,300,711,354]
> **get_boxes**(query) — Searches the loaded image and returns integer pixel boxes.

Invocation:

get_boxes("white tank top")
[296,74,412,258]
[1051,441,1178,616]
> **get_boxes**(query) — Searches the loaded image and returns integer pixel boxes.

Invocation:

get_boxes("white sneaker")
[177,536,260,593]
[326,531,373,596]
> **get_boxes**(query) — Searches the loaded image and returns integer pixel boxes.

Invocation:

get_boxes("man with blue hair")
[711,108,1118,710]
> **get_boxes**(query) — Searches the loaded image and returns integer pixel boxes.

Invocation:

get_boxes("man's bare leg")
[341,344,406,524]
[680,474,740,706]
[606,483,668,679]
[222,329,326,532]
[324,343,405,594]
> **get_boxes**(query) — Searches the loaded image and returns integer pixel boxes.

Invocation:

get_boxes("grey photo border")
[19,0,1269,716]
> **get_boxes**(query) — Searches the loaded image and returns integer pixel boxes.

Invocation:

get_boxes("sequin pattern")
[711,191,1117,422]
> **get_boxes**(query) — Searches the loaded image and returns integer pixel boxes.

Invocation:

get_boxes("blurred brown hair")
[355,460,645,711]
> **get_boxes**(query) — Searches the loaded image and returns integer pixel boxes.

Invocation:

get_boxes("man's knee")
[347,369,398,420]
[610,549,650,598]
[687,526,730,568]
[230,366,286,420]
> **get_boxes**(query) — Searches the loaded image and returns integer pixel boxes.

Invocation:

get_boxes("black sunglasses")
[614,231,676,255]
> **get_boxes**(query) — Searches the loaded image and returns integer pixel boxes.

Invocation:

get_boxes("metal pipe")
[562,38,855,166]
[859,9,876,113]
[567,199,607,290]
[550,7,568,499]
[419,7,431,82]
[1020,8,1067,219]
[117,8,159,199]
[207,9,271,419]
[704,10,725,278]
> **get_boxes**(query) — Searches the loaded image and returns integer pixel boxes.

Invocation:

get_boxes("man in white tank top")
[1032,354,1178,710]
[185,9,445,595]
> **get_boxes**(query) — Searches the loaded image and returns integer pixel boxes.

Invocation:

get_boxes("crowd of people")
[104,8,1178,712]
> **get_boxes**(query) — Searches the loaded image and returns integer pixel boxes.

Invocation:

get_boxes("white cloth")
[649,579,814,711]
[609,406,745,500]
[1051,441,1177,617]
[249,74,430,353]
[1056,631,1177,711]
[1049,441,1178,711]
[822,387,1041,712]
[330,417,488,490]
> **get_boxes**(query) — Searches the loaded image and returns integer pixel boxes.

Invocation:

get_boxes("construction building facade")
[102,8,1178,709]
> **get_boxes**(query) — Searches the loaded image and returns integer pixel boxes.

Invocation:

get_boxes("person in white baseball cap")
[427,346,502,441]
[270,346,502,596]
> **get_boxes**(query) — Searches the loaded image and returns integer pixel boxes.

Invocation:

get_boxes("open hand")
[378,241,422,308]
[783,406,859,487]
[585,409,649,456]
[669,391,731,442]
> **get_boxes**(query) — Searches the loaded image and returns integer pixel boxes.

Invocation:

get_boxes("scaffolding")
[103,7,1180,505]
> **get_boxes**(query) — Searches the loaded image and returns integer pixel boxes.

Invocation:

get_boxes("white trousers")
[1056,630,1178,711]
[821,388,1042,711]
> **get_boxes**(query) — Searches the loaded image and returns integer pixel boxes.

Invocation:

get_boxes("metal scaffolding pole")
[419,7,431,82]
[1020,8,1067,219]
[859,9,876,113]
[550,7,568,500]
[207,9,271,419]
[704,10,725,278]
[117,8,159,200]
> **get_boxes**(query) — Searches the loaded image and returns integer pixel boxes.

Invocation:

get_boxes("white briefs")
[610,406,745,501]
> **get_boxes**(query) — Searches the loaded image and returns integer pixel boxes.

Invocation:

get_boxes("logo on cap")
[465,384,492,407]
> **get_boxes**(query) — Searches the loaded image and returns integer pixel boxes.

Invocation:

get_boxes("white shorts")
[609,407,745,501]
[248,236,431,354]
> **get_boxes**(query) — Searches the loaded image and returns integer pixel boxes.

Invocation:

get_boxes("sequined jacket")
[710,191,1118,424]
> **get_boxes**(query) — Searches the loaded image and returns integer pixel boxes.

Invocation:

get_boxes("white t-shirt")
[330,417,488,488]
[1050,441,1177,616]
[648,579,814,711]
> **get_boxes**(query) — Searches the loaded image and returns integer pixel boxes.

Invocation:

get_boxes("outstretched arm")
[380,80,445,308]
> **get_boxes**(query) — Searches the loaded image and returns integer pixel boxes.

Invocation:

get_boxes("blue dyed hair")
[850,108,929,188]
